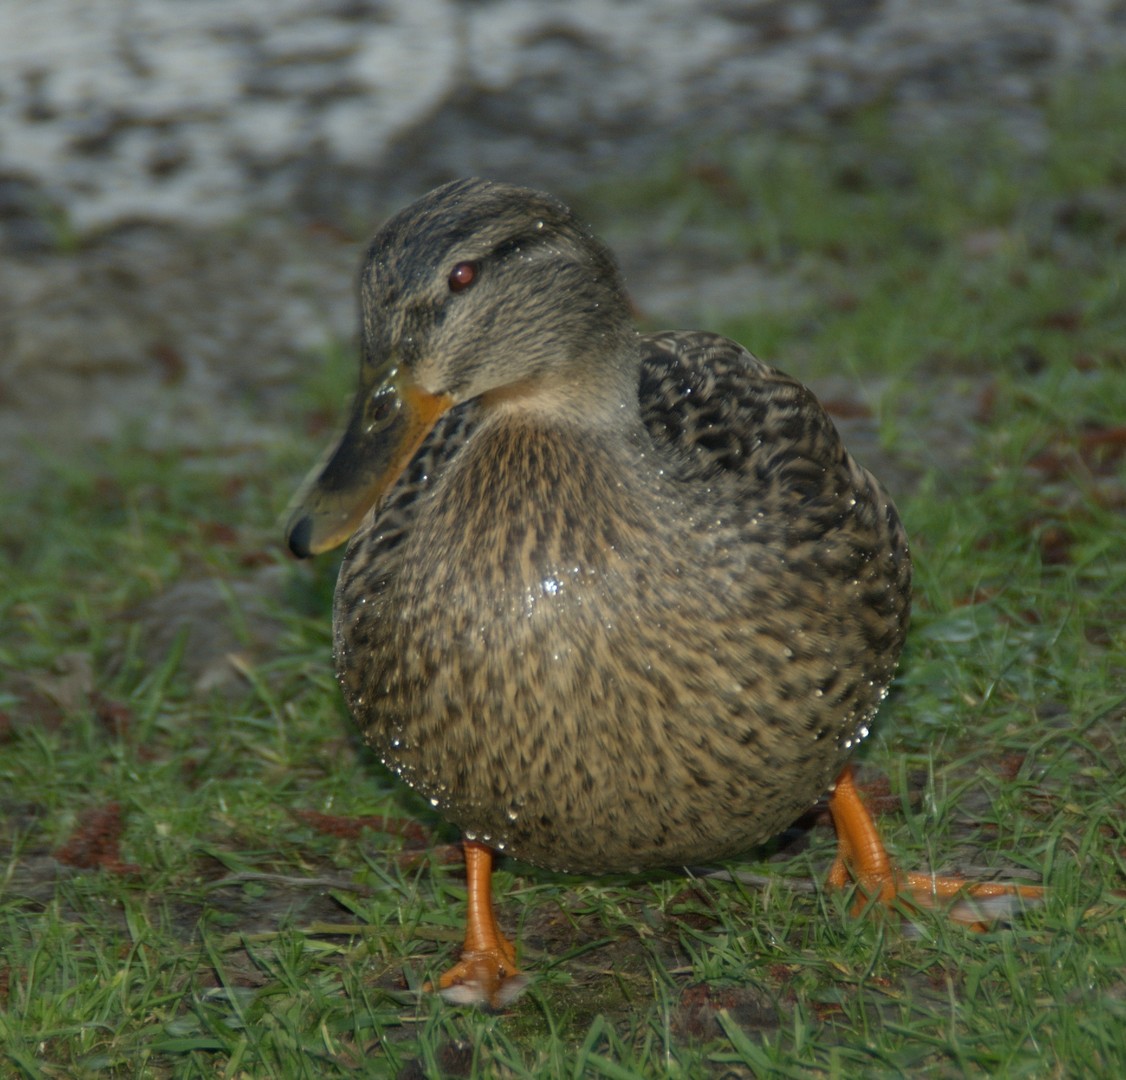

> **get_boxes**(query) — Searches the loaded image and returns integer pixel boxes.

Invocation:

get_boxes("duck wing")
[639,330,907,554]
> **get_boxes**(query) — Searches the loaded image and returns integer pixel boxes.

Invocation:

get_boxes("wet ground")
[6,0,1123,231]
[4,0,1125,490]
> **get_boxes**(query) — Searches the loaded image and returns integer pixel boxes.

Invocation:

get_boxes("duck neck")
[479,331,644,433]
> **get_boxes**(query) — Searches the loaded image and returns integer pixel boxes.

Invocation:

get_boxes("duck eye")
[447,261,479,293]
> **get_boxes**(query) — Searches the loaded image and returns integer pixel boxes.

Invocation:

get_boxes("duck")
[285,178,1037,1007]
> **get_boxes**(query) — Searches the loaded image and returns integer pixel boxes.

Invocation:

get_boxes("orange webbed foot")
[827,764,1044,930]
[432,936,528,1009]
[424,840,530,1008]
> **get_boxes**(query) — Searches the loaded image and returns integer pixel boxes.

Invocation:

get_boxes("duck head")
[285,177,636,558]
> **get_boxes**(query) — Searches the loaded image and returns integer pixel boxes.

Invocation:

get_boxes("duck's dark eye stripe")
[448,261,479,292]
[491,237,527,261]
[490,230,554,263]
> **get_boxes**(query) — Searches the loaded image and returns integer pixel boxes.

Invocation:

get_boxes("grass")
[3,66,1126,1077]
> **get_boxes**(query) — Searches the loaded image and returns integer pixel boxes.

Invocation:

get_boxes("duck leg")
[430,840,526,1007]
[826,764,1043,929]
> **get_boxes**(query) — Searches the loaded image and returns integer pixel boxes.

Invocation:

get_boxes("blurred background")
[3,0,1124,485]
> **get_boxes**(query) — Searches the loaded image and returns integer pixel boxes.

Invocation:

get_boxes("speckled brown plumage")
[291,177,911,877]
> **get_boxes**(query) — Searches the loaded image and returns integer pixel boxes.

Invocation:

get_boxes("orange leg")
[427,840,527,1008]
[827,764,1043,929]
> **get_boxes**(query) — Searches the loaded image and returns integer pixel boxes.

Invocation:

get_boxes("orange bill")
[285,367,453,558]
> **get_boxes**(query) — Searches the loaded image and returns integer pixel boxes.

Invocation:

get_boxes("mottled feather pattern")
[335,325,910,874]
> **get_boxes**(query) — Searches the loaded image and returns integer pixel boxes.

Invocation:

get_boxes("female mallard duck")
[286,178,1033,1006]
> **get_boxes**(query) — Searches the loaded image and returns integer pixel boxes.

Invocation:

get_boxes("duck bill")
[285,369,453,558]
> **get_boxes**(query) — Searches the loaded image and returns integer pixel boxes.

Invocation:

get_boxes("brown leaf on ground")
[92,692,134,738]
[686,161,743,206]
[974,379,998,424]
[394,842,464,871]
[199,521,239,546]
[667,884,723,932]
[150,342,186,385]
[1027,424,1126,480]
[822,397,873,420]
[993,753,1028,783]
[292,809,431,848]
[1037,523,1075,565]
[672,983,780,1041]
[1079,424,1126,473]
[54,802,141,876]
[1038,308,1083,332]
